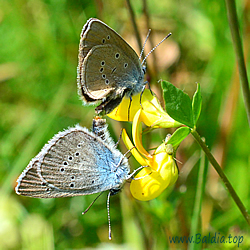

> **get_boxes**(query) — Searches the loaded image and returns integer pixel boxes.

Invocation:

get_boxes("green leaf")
[162,81,194,128]
[192,83,202,125]
[167,127,191,149]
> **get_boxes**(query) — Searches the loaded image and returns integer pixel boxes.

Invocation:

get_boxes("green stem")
[225,0,250,126]
[191,129,250,225]
[125,0,143,52]
[188,150,207,250]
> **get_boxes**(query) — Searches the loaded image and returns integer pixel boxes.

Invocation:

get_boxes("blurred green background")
[0,0,249,249]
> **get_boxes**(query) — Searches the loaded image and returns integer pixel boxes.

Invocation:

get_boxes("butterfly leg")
[139,84,146,110]
[95,95,124,115]
[132,171,152,180]
[82,192,104,215]
[147,81,155,97]
[127,95,132,121]
[127,165,149,179]
[114,128,123,148]
[115,146,136,168]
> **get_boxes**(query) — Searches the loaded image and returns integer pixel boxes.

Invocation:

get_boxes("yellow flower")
[122,130,178,201]
[108,89,181,128]
[109,88,180,201]
[130,146,178,201]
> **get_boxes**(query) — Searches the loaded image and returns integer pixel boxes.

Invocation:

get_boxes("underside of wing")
[77,18,143,105]
[79,18,139,62]
[15,126,121,198]
[15,159,110,198]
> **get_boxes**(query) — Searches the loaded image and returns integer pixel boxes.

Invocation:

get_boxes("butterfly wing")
[15,125,126,198]
[78,18,140,68]
[77,18,144,113]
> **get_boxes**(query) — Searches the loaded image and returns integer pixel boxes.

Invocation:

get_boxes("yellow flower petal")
[108,89,181,131]
[107,97,132,121]
[141,107,180,128]
[121,129,148,166]
[132,109,152,159]
[130,143,178,201]
[107,89,156,122]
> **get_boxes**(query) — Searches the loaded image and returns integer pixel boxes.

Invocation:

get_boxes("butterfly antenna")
[139,29,151,61]
[107,191,112,240]
[141,33,172,66]
[82,192,103,215]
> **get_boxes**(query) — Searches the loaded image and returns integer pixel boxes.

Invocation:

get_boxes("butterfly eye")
[124,63,128,68]
[63,162,68,165]
[107,35,110,40]
[102,38,106,43]
[115,53,120,59]
[101,61,105,66]
[100,67,104,72]
[60,167,65,172]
